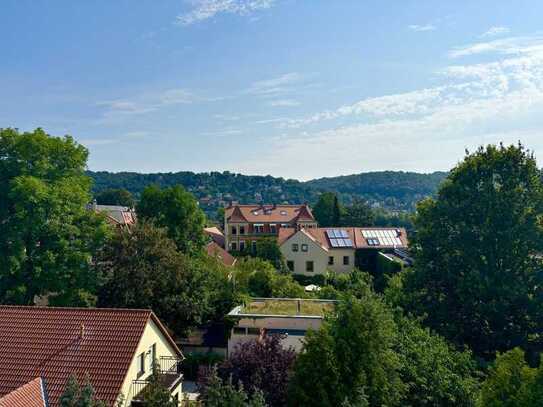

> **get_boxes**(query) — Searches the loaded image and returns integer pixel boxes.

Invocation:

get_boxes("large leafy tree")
[221,335,296,407]
[97,221,231,336]
[405,144,543,357]
[313,192,343,227]
[395,316,479,406]
[341,199,375,227]
[137,184,206,253]
[477,348,542,407]
[94,188,135,207]
[255,237,286,270]
[0,128,109,305]
[288,295,404,406]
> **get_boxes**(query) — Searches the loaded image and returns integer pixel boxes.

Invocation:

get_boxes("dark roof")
[0,377,48,407]
[204,227,225,248]
[0,306,181,407]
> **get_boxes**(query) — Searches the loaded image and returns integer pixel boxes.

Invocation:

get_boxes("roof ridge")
[0,305,153,313]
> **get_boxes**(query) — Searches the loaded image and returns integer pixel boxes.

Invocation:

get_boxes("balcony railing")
[130,356,183,402]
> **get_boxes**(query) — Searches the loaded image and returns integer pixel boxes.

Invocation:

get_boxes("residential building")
[204,226,225,248]
[278,227,408,275]
[226,298,336,353]
[88,201,136,229]
[0,306,184,407]
[224,203,317,253]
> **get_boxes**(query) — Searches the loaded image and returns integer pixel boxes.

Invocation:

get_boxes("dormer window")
[280,210,287,216]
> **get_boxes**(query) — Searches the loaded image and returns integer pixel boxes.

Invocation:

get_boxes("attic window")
[280,211,287,216]
[253,210,259,216]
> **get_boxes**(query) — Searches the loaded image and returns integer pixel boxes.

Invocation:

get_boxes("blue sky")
[3,0,543,180]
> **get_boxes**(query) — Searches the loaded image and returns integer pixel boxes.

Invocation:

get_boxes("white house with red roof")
[278,227,409,275]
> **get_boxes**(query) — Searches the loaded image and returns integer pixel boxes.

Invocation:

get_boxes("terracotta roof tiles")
[226,204,315,224]
[0,377,47,407]
[0,306,178,407]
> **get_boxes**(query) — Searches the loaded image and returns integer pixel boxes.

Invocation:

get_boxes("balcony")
[130,356,183,405]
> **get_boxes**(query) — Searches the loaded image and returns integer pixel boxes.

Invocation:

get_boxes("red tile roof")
[206,242,237,266]
[0,306,182,407]
[0,378,47,407]
[279,227,408,250]
[225,204,315,223]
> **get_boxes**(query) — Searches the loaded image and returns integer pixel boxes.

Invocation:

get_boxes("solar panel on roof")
[338,230,348,238]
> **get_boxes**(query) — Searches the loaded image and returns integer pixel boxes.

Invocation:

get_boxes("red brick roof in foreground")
[0,306,181,407]
[0,377,47,407]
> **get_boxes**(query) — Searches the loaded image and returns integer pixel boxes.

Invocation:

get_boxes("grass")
[243,299,335,316]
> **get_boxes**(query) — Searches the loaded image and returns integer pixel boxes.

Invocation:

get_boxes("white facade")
[279,229,355,275]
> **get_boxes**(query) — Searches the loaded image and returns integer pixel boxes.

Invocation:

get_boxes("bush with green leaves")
[60,374,106,407]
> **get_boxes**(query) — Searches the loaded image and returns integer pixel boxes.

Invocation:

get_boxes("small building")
[224,203,317,253]
[278,227,409,275]
[88,201,136,229]
[0,306,184,407]
[226,298,336,353]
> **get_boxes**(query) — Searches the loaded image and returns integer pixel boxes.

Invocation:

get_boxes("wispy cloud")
[201,129,243,137]
[481,26,510,38]
[408,24,436,32]
[177,0,275,25]
[247,72,304,96]
[268,99,300,107]
[448,35,543,58]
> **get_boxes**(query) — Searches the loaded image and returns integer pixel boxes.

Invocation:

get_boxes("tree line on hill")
[87,168,447,217]
[1,128,542,406]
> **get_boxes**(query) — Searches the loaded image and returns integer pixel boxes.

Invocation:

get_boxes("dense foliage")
[60,375,106,407]
[478,348,543,407]
[94,188,135,207]
[289,295,404,406]
[138,361,179,407]
[137,184,207,253]
[0,128,109,306]
[198,367,267,407]
[404,144,543,358]
[221,335,297,407]
[313,192,343,227]
[97,221,234,336]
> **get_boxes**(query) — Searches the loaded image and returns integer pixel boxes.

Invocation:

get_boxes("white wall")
[118,319,183,406]
[280,231,355,275]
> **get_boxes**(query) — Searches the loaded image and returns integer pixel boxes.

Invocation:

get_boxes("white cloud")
[481,26,510,38]
[408,24,436,32]
[178,0,275,25]
[236,34,543,178]
[268,99,300,107]
[448,35,543,58]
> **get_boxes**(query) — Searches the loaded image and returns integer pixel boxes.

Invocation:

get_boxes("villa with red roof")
[0,306,184,407]
[224,203,317,253]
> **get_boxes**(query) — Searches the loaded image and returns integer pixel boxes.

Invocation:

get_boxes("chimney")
[272,203,277,210]
[80,323,85,339]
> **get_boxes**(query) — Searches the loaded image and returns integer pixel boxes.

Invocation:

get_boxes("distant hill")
[87,170,448,217]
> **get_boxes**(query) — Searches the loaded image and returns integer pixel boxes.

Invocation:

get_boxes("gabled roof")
[91,204,136,226]
[0,378,48,407]
[225,204,316,223]
[204,226,225,248]
[0,306,182,407]
[279,227,408,250]
[206,242,237,266]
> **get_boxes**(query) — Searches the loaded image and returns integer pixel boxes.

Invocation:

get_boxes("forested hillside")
[87,170,447,215]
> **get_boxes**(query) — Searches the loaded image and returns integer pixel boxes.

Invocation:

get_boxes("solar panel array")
[361,229,403,246]
[326,229,353,248]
